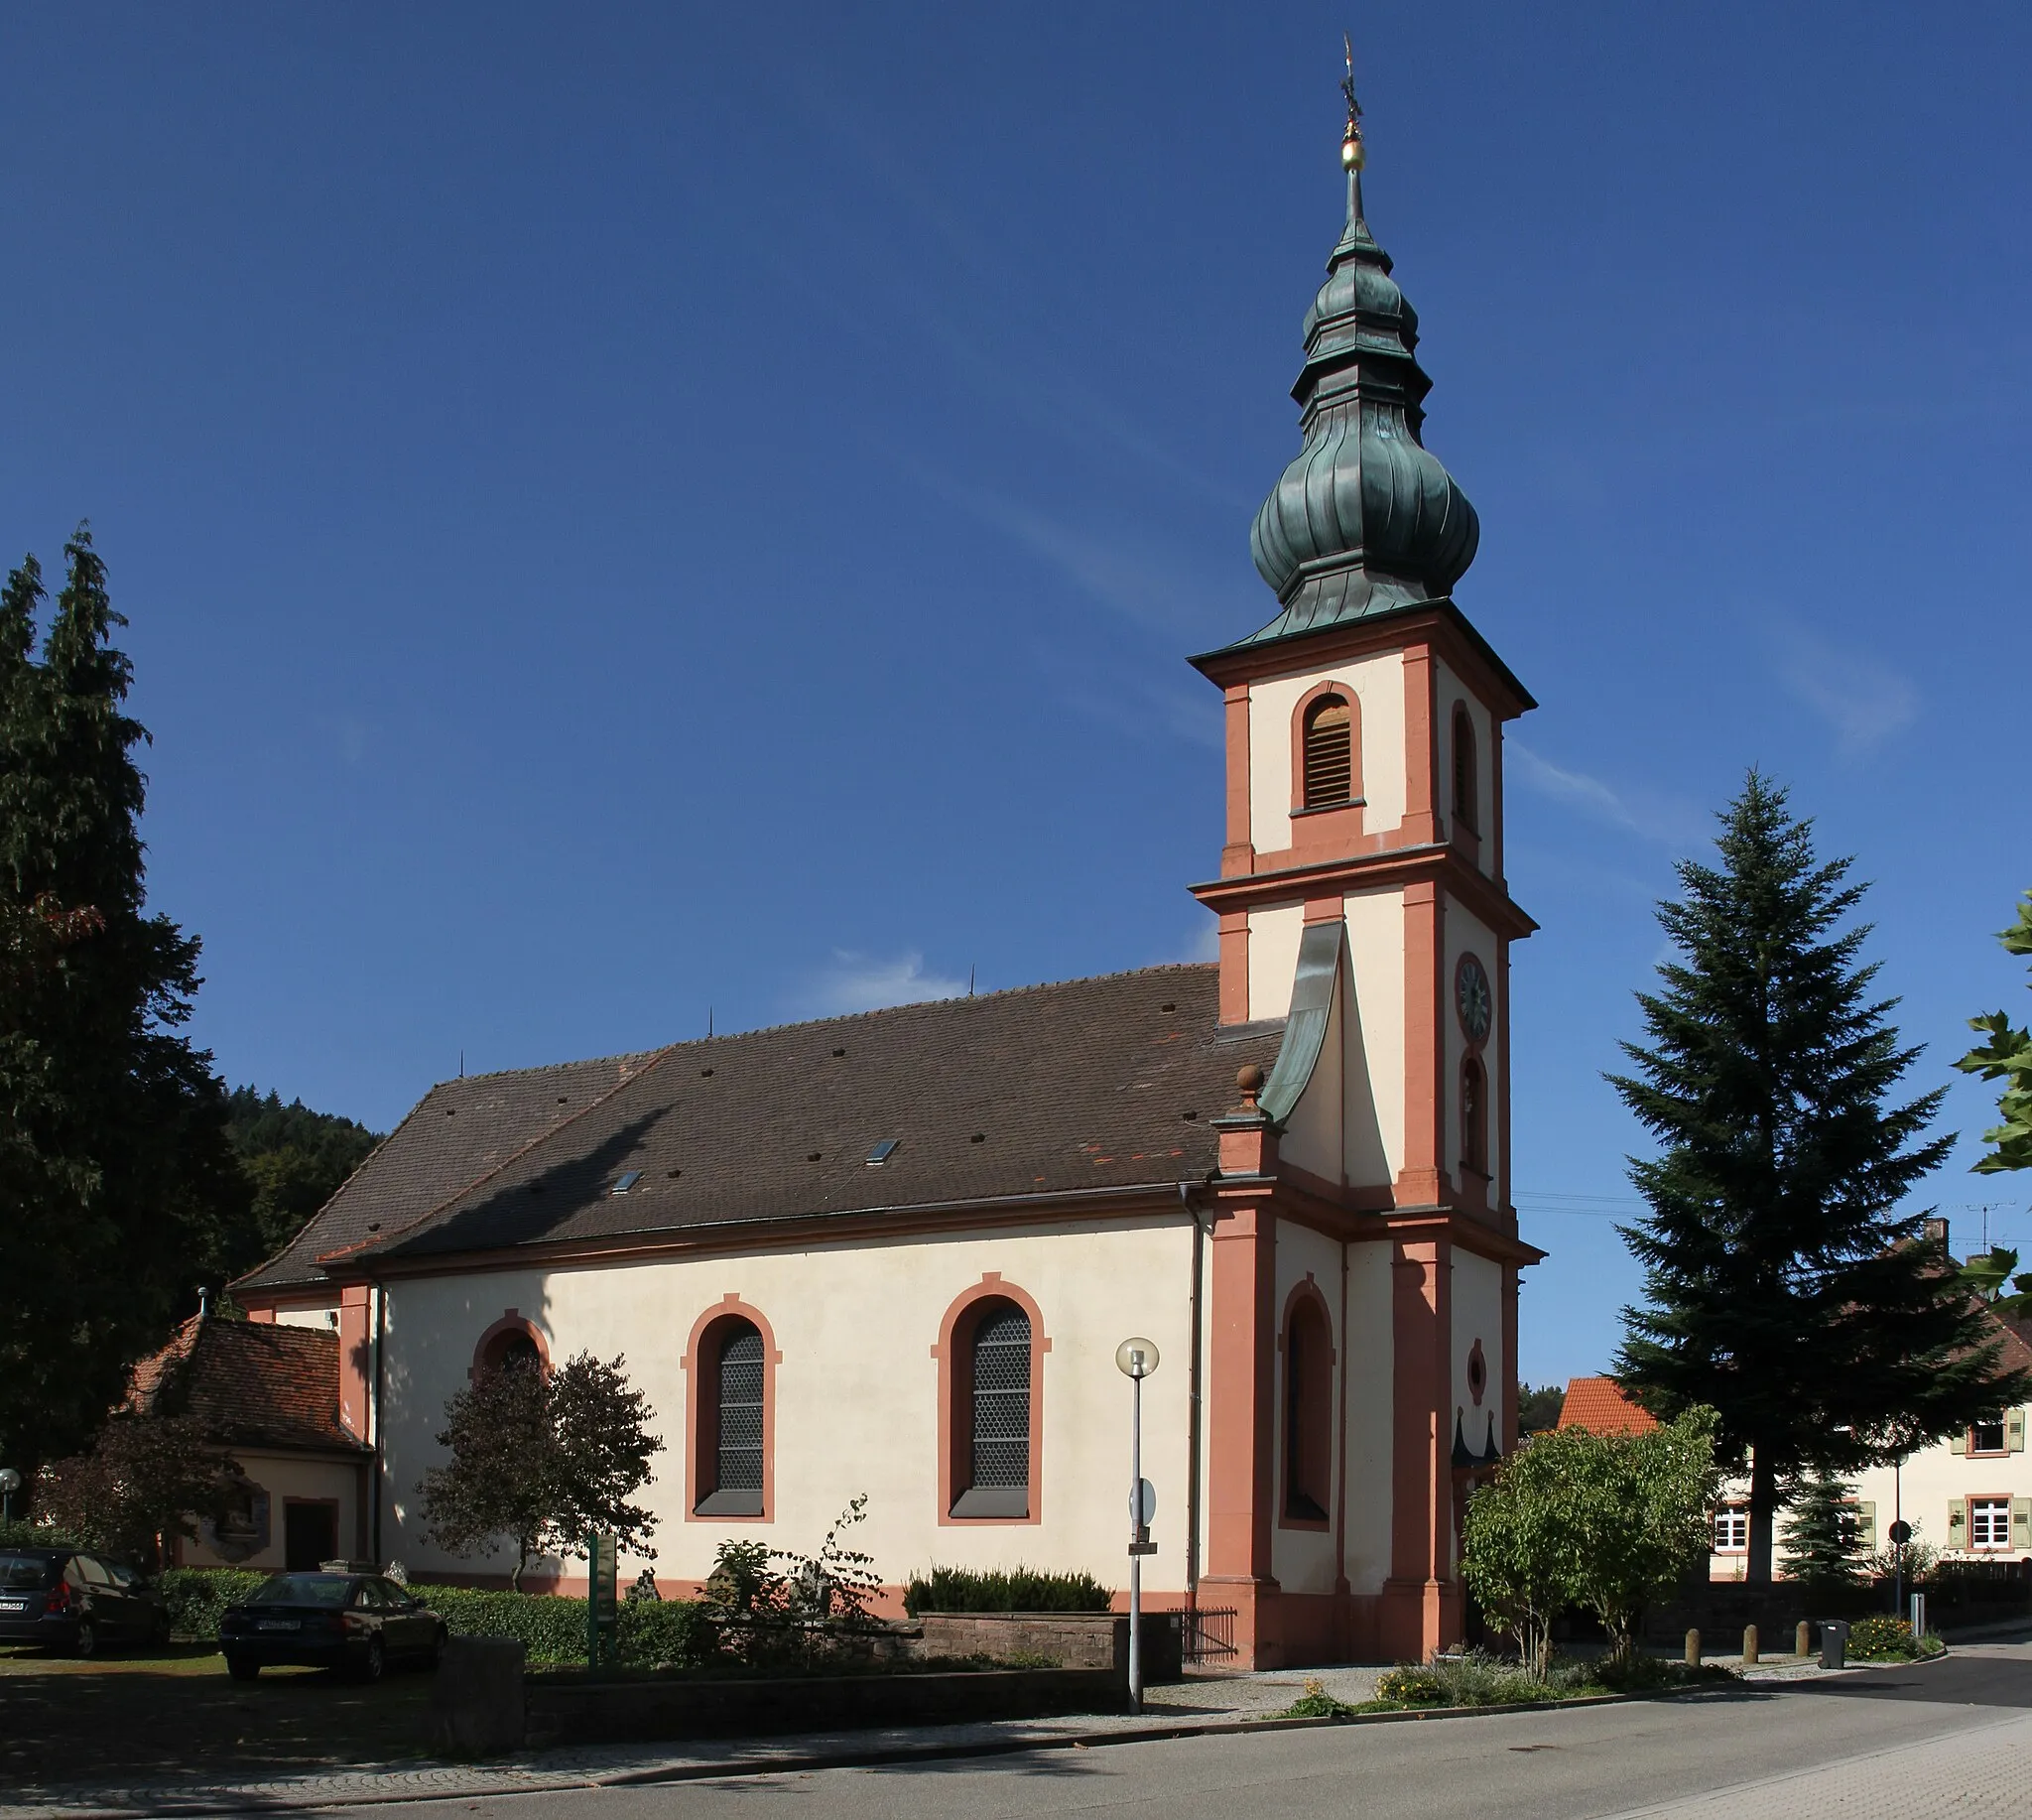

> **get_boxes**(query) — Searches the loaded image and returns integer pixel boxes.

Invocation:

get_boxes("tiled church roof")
[236,964,1283,1286]
[130,1316,368,1454]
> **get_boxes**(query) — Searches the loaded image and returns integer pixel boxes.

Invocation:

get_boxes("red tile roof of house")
[129,1315,367,1454]
[1557,1375,1660,1436]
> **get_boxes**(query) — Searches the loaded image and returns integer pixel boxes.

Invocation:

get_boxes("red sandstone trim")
[469,1309,550,1381]
[932,1273,1049,1527]
[681,1295,781,1525]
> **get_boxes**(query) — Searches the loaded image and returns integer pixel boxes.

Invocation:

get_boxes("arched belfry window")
[1283,1292,1333,1525]
[952,1298,1032,1518]
[1452,704,1477,833]
[1302,694,1354,810]
[1460,1054,1489,1179]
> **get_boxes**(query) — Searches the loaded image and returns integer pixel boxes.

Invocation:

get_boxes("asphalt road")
[348,1640,2032,1820]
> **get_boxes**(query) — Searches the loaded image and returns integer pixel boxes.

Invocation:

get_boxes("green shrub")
[1374,1652,1609,1709]
[0,1521,86,1552]
[160,1568,267,1640]
[903,1566,1111,1616]
[1281,1675,1357,1718]
[1846,1615,1919,1661]
[410,1585,715,1668]
[1375,1664,1450,1705]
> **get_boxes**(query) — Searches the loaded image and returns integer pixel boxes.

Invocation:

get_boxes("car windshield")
[247,1573,353,1608]
[0,1555,54,1591]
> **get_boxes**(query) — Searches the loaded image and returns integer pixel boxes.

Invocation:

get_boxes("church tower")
[1189,68,1541,1667]
[1190,80,1534,1229]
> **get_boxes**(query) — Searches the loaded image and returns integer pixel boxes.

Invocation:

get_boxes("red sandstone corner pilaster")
[1381,1235,1460,1662]
[1401,644,1439,847]
[1397,882,1445,1206]
[1202,1200,1279,1665]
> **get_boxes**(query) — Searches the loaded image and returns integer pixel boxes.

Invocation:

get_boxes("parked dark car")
[0,1549,169,1656]
[218,1572,446,1682]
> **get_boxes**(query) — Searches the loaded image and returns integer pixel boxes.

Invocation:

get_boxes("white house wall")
[378,1219,1202,1597]
[177,1450,364,1574]
[1247,903,1306,1022]
[1451,1249,1504,1477]
[1276,973,1344,1187]
[1342,887,1404,1186]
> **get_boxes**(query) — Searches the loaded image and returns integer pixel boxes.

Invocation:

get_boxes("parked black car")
[0,1549,170,1656]
[218,1572,446,1682]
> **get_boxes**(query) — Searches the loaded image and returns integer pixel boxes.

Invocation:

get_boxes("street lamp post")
[1115,1337,1159,1714]
[0,1468,18,1527]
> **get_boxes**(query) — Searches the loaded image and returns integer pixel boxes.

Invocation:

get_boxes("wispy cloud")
[1508,739,1707,847]
[802,950,968,1018]
[1766,621,1919,758]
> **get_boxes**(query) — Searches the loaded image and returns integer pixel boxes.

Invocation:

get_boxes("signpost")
[586,1532,619,1670]
[1115,1338,1159,1714]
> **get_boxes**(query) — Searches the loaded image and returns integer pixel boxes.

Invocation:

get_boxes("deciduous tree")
[1610,774,2028,1584]
[34,1413,242,1568]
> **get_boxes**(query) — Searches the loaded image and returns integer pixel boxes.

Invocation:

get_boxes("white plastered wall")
[274,1307,340,1333]
[1246,651,1407,855]
[1247,902,1306,1022]
[1433,656,1497,883]
[1343,887,1404,1187]
[1276,974,1343,1187]
[1451,1249,1504,1479]
[1443,900,1503,1207]
[1271,1220,1343,1596]
[1340,1241,1395,1594]
[378,1218,1200,1596]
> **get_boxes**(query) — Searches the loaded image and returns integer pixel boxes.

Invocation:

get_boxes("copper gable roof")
[237,965,1283,1284]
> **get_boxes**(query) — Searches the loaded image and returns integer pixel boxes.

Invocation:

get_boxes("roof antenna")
[459,1048,464,1079]
[968,965,975,997]
[708,1005,713,1038]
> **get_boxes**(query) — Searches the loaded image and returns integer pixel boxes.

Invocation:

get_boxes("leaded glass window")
[715,1321,764,1494]
[970,1305,1031,1489]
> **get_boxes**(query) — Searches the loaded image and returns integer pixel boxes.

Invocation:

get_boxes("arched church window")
[693,1310,771,1517]
[952,1299,1032,1518]
[1283,1294,1333,1524]
[1460,1054,1488,1178]
[1301,694,1354,810]
[474,1315,548,1378]
[1452,705,1477,832]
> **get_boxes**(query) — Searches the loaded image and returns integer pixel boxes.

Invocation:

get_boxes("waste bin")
[1818,1620,1848,1670]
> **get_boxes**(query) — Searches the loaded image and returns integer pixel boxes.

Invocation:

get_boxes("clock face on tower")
[1456,953,1492,1048]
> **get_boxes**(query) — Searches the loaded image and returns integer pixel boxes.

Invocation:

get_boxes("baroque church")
[227,99,1543,1671]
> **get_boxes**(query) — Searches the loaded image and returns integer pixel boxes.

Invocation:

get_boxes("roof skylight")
[611,1170,643,1195]
[866,1139,900,1164]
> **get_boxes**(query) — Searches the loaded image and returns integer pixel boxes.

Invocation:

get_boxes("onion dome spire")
[1238,51,1479,645]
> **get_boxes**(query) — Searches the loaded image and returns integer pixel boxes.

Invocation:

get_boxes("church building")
[232,101,1543,1670]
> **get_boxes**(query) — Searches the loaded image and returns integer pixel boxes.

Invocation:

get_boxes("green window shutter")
[1854,1500,1876,1550]
[2008,1409,2026,1453]
[1949,1500,1967,1537]
[2013,1498,2031,1546]
[1951,1429,1968,1455]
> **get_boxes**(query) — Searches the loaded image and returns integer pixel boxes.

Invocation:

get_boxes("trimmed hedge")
[904,1567,1112,1617]
[0,1521,87,1552]
[154,1566,713,1665]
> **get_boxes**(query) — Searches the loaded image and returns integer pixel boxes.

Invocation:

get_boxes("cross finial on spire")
[1340,33,1364,172]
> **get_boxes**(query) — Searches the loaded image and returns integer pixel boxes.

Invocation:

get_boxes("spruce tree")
[1610,772,2027,1584]
[1778,1471,1863,1590]
[0,528,251,1489]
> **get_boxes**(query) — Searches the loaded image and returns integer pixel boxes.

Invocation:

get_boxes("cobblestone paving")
[1599,1708,2032,1819]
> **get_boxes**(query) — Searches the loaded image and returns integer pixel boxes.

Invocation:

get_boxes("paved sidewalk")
[1598,1706,2032,1818]
[0,1655,1925,1817]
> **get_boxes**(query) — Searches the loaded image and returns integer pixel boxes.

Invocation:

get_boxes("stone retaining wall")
[915,1612,1183,1683]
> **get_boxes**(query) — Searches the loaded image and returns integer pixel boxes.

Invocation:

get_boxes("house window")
[1282,1294,1333,1524]
[1970,1497,2012,1549]
[1460,1055,1488,1178]
[1971,1416,2007,1455]
[1452,705,1477,833]
[1301,695,1353,810]
[1714,1505,1749,1553]
[691,1307,774,1518]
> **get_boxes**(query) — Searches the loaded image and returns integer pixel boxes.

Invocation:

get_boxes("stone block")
[427,1635,527,1758]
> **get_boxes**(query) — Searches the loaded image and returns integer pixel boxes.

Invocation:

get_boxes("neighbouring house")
[225,109,1547,1670]
[132,1313,373,1573]
[1555,1377,1658,1439]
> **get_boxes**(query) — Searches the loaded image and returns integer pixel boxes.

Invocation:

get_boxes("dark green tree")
[1778,1470,1863,1591]
[419,1351,661,1590]
[0,529,251,1491]
[1610,773,2028,1584]
[223,1086,382,1263]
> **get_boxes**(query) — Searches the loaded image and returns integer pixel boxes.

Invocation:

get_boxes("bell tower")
[1188,75,1535,1225]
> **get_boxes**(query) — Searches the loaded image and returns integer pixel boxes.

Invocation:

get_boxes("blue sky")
[2,5,2026,1384]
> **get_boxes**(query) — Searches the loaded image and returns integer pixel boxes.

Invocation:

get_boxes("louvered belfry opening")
[1302,695,1353,809]
[714,1320,765,1494]
[969,1301,1031,1494]
[1453,705,1476,830]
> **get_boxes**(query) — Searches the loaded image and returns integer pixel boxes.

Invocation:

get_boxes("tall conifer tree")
[0,528,250,1489]
[1610,772,2026,1584]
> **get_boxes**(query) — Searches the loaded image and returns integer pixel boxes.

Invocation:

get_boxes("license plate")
[257,1619,298,1631]
[0,1600,27,1614]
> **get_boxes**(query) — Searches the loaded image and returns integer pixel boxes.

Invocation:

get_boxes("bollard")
[1684,1626,1701,1667]
[1819,1620,1848,1670]
[1796,1620,1811,1659]
[1742,1624,1759,1666]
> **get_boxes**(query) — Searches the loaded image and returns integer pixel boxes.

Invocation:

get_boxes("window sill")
[1291,799,1366,818]
[695,1490,765,1517]
[951,1487,1030,1519]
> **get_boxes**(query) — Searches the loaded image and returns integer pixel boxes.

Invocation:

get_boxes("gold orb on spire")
[1339,32,1365,170]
